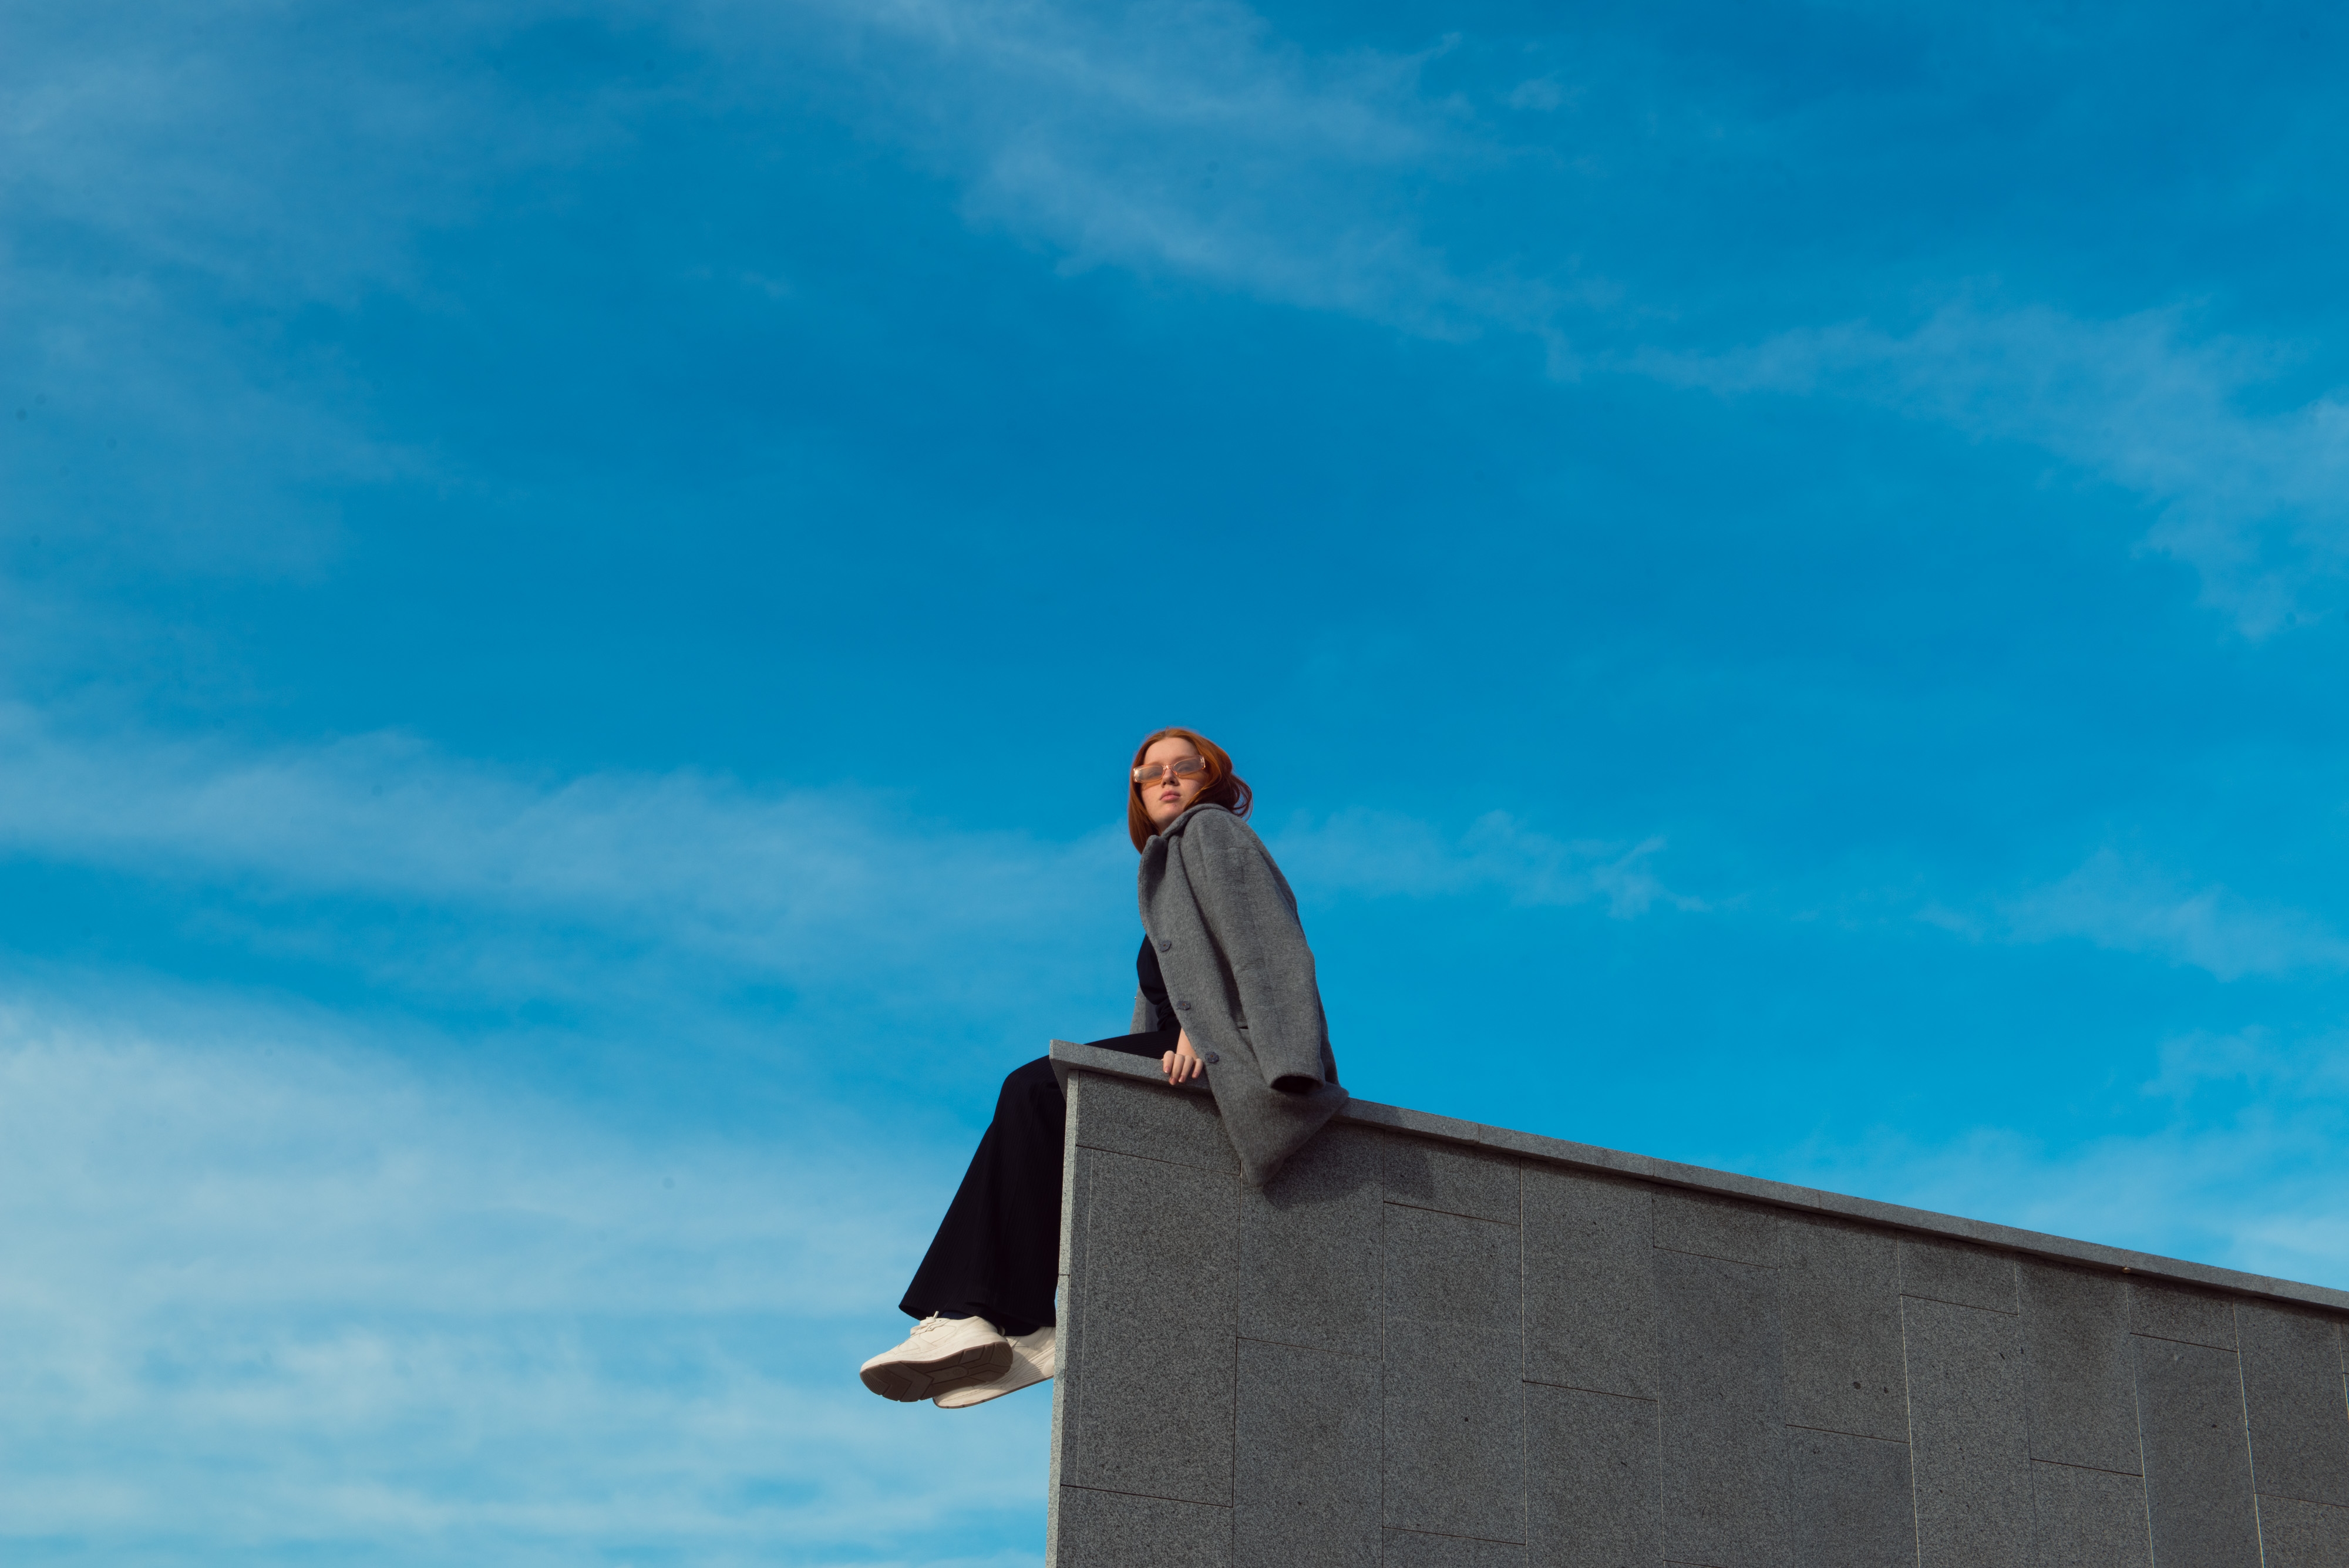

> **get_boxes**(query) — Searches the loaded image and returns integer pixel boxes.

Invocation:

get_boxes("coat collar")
[1146,802,1228,850]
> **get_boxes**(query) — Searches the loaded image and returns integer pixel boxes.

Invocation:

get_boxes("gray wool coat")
[1131,803,1348,1187]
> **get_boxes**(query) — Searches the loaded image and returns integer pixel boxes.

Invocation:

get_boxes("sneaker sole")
[859,1340,1015,1402]
[934,1362,1051,1409]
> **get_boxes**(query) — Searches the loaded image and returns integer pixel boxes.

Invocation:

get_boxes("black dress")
[897,938,1179,1335]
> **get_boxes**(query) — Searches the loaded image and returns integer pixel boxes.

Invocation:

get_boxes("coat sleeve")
[1184,812,1332,1089]
[1130,987,1160,1034]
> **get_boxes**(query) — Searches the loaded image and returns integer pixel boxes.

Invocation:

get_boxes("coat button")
[1203,1051,1220,1065]
[1157,939,1172,951]
[1174,1000,1191,1011]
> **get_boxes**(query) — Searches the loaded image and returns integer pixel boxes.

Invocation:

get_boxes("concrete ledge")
[1046,1047,2349,1568]
[1046,1039,2349,1317]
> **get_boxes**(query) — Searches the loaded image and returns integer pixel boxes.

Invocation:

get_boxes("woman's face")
[1136,735,1211,829]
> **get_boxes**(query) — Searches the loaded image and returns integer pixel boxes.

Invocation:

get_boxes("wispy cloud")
[757,9,2349,628]
[0,992,1050,1562]
[2001,848,2349,980]
[2140,1024,2349,1103]
[1772,1022,2349,1290]
[0,704,1125,974]
[0,1,568,577]
[16,0,2347,634]
[1271,808,1701,917]
[691,0,1573,351]
[1,706,1679,1024]
[1637,302,2349,634]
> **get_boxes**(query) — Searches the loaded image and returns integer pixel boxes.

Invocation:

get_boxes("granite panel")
[1523,1167,1657,1399]
[1384,1200,1525,1543]
[1656,1248,1788,1568]
[1385,1203,1522,1333]
[1785,1428,1916,1568]
[1383,1135,1521,1223]
[2027,1463,2150,1568]
[1655,1187,1780,1267]
[2238,1304,2349,1507]
[1385,1529,1530,1567]
[1052,1487,1233,1568]
[1062,1148,1239,1506]
[1231,1339,1380,1568]
[2019,1263,2141,1475]
[2129,1280,2236,1350]
[1239,1123,1383,1357]
[1384,1329,1526,1543]
[2255,1496,2349,1568]
[2134,1335,2260,1568]
[1899,1236,2017,1314]
[1782,1218,1907,1442]
[1526,1384,1660,1568]
[1902,1296,2030,1568]
[1072,1071,1239,1174]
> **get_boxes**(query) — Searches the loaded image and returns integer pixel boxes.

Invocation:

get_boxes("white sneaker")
[859,1314,1015,1402]
[934,1325,1055,1409]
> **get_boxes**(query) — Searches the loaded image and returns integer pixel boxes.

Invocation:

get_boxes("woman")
[858,727,1348,1408]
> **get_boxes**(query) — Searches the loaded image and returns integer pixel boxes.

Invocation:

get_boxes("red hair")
[1128,727,1251,850]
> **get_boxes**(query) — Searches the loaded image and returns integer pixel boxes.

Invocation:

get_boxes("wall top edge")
[1045,1039,2349,1316]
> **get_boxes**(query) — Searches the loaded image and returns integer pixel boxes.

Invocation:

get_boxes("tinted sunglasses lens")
[1133,758,1208,785]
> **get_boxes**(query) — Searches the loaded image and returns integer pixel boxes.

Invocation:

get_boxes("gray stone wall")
[1044,1045,2349,1568]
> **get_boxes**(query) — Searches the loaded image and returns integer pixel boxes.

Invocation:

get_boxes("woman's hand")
[1161,1031,1206,1085]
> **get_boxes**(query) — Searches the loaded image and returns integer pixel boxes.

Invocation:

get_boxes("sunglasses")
[1132,756,1209,786]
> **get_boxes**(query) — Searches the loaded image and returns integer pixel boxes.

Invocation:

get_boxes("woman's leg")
[898,1057,1066,1337]
[894,1030,1183,1336]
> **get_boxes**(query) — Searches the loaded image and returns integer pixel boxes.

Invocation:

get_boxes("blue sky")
[6,0,2349,1560]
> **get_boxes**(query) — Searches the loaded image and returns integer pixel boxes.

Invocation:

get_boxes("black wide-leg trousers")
[899,1029,1177,1337]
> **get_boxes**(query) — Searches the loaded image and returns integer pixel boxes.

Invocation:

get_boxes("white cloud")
[1768,1012,2349,1291]
[1270,807,1700,917]
[1775,1084,2349,1293]
[0,994,1052,1563]
[0,0,610,301]
[682,0,1572,351]
[746,11,2349,623]
[1636,302,2349,634]
[2003,849,2349,980]
[16,0,2345,634]
[0,705,1681,1029]
[0,1,599,587]
[0,702,1134,1013]
[6,0,1570,375]
[1505,77,1566,112]
[695,6,2349,628]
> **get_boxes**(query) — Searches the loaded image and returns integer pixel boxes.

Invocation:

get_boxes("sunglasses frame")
[1132,756,1210,785]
